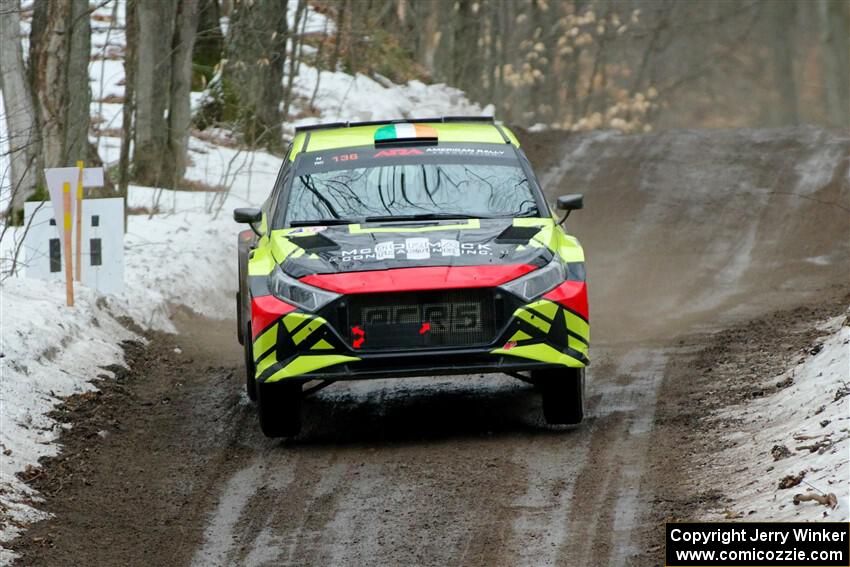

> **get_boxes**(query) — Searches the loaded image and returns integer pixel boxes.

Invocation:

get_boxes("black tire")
[535,367,585,425]
[236,291,244,345]
[257,380,302,438]
[244,322,258,401]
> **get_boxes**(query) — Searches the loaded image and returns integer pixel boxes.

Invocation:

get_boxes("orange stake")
[75,160,84,282]
[63,182,74,306]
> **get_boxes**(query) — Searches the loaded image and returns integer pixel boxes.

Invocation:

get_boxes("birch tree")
[0,0,39,217]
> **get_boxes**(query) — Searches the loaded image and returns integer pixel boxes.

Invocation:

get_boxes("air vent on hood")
[495,225,541,244]
[291,233,339,252]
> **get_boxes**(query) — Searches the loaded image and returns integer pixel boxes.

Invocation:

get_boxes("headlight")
[268,264,340,311]
[500,259,565,302]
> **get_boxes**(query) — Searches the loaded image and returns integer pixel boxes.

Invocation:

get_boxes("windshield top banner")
[294,143,520,176]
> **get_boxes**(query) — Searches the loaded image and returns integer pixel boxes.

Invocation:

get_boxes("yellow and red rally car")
[235,117,588,437]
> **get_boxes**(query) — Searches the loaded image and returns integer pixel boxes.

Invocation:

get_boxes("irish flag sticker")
[374,123,438,141]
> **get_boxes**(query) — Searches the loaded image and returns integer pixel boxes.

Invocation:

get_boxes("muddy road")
[11,127,849,566]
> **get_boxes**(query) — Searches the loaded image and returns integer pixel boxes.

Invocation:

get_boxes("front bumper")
[270,350,563,382]
[249,281,590,384]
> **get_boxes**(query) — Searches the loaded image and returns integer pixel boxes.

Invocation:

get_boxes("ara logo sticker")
[339,239,492,262]
[373,148,424,158]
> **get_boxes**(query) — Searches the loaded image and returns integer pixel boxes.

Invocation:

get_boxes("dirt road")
[10,127,849,566]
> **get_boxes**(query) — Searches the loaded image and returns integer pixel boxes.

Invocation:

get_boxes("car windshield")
[284,163,539,224]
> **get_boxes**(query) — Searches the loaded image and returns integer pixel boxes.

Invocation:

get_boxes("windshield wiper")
[290,218,357,227]
[363,212,502,223]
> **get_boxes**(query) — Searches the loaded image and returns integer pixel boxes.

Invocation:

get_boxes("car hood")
[269,218,557,279]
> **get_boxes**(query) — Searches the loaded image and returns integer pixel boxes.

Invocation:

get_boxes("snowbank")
[706,314,849,521]
[288,65,493,130]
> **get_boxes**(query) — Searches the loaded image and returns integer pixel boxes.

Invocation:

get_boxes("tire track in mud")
[559,347,669,567]
[188,343,670,567]
[200,383,537,566]
[501,347,669,567]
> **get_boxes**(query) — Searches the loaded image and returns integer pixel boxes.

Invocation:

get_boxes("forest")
[1,0,848,220]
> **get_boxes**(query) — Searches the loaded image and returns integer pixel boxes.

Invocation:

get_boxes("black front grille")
[344,289,498,351]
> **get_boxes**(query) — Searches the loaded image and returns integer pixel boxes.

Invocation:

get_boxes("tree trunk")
[769,0,799,125]
[283,0,307,121]
[134,0,177,186]
[167,0,200,186]
[29,0,97,173]
[818,0,850,128]
[0,0,40,217]
[223,0,287,151]
[452,0,480,94]
[193,0,224,88]
[119,0,137,219]
[329,0,347,71]
[433,0,456,84]
[30,0,70,169]
[65,0,91,163]
[419,0,439,76]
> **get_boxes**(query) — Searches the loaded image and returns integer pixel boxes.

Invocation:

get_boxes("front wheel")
[534,367,585,425]
[257,380,302,438]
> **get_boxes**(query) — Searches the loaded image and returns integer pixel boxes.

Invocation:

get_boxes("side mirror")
[556,194,583,226]
[557,194,583,211]
[234,207,262,236]
[234,207,262,223]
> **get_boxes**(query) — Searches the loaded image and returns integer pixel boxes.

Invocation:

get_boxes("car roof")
[288,120,521,161]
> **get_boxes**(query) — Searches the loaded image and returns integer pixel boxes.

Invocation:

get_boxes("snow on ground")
[286,65,493,132]
[704,314,850,522]
[0,1,491,559]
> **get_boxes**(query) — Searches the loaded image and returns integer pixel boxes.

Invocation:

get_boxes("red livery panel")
[543,280,589,320]
[299,264,538,294]
[251,295,296,338]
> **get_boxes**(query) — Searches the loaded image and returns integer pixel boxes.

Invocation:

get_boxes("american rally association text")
[669,526,848,547]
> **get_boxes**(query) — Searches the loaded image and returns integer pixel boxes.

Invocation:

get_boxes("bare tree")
[282,0,307,121]
[131,0,200,187]
[818,0,850,128]
[168,0,201,184]
[769,0,799,125]
[118,0,137,218]
[193,0,224,87]
[133,0,177,186]
[223,0,288,151]
[65,0,91,162]
[0,0,39,217]
[23,0,101,201]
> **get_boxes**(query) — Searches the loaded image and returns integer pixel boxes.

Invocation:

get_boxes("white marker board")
[23,198,124,295]
[44,167,105,247]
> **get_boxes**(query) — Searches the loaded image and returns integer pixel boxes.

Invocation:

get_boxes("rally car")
[234,117,589,437]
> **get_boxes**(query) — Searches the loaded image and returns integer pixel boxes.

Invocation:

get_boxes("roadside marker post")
[74,161,84,282]
[43,165,105,306]
[63,182,74,306]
